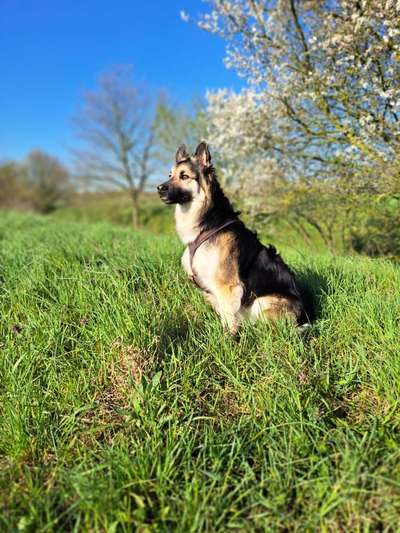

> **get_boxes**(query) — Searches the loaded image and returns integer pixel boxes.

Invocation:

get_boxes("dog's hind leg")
[250,295,301,325]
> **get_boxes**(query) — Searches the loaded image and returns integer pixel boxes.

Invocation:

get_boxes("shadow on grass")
[156,314,191,358]
[297,267,332,323]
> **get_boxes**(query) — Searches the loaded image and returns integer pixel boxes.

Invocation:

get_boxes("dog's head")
[157,142,213,205]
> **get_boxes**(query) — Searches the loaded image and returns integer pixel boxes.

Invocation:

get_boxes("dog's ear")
[176,144,189,164]
[194,142,211,169]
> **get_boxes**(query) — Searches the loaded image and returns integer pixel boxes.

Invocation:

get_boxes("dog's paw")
[226,323,239,337]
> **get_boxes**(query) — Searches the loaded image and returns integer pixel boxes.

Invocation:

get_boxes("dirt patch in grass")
[195,384,255,422]
[79,340,153,444]
[344,386,392,425]
[217,386,253,419]
[100,339,153,412]
[110,338,152,388]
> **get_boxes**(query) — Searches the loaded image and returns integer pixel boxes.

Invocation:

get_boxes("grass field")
[53,191,176,235]
[1,211,400,531]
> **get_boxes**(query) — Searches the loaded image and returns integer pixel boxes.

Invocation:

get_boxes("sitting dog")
[157,142,313,334]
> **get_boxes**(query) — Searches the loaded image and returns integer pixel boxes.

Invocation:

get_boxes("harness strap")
[188,219,240,292]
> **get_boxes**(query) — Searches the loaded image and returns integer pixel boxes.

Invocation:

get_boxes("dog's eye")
[180,174,190,180]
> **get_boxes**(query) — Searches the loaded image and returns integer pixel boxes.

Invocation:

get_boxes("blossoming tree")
[195,0,400,252]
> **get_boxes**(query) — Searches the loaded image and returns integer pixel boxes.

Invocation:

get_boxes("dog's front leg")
[203,291,220,314]
[213,284,243,335]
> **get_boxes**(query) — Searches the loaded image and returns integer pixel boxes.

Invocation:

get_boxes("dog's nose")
[157,183,168,193]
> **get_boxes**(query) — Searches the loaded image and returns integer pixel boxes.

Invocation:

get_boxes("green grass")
[1,211,400,531]
[53,191,175,235]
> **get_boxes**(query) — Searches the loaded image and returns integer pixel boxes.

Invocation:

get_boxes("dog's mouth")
[157,187,172,204]
[159,194,174,204]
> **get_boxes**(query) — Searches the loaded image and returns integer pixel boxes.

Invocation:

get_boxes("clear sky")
[0,0,242,165]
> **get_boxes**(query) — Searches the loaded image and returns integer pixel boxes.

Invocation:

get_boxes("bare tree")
[73,66,156,227]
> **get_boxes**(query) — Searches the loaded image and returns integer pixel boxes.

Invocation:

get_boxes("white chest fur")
[181,243,221,294]
[175,198,221,296]
[175,199,204,244]
[181,247,192,277]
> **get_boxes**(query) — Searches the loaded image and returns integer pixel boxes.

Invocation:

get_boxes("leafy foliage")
[153,96,207,167]
[24,150,71,213]
[0,152,71,213]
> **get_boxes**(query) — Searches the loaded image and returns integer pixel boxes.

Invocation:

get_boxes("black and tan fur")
[157,142,313,334]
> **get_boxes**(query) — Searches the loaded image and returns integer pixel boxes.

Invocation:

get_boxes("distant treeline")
[2,150,400,260]
[0,150,71,214]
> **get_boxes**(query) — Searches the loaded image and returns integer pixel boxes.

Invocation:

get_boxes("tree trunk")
[131,190,140,228]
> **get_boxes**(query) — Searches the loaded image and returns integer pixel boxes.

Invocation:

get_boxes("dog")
[157,142,313,334]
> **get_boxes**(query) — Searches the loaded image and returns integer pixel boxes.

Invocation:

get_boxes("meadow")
[53,192,176,236]
[1,210,400,531]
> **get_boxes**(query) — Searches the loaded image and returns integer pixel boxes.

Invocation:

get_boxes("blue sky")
[0,0,242,165]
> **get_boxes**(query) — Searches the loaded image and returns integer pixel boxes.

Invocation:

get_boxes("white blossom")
[196,0,400,202]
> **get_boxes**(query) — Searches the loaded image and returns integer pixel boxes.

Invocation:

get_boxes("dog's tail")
[257,245,315,327]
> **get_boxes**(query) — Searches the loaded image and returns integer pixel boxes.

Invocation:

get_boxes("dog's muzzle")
[157,182,172,203]
[157,183,168,194]
[157,182,192,205]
